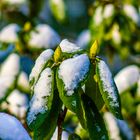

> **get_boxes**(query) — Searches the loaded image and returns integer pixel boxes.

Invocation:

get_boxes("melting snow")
[0,113,31,140]
[28,24,60,49]
[27,68,53,125]
[58,54,90,96]
[59,39,82,53]
[114,65,139,94]
[0,24,20,43]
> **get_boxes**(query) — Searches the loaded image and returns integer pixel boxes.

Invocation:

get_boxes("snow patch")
[0,24,20,43]
[115,65,139,94]
[60,39,82,53]
[28,24,60,49]
[0,113,31,140]
[27,68,53,125]
[58,54,90,96]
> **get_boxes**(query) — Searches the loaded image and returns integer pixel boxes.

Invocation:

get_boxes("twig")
[57,107,67,140]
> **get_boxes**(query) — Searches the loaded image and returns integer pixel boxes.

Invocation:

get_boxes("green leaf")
[82,94,109,140]
[96,59,122,119]
[34,90,62,140]
[27,68,54,130]
[68,133,81,140]
[85,64,104,110]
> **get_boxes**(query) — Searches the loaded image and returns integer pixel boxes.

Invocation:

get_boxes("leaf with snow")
[82,94,109,140]
[96,59,122,119]
[114,65,139,94]
[28,24,60,49]
[0,53,20,77]
[103,112,121,140]
[0,113,31,140]
[34,90,62,140]
[1,90,28,118]
[27,68,54,130]
[56,54,90,112]
[0,24,20,43]
[29,49,54,90]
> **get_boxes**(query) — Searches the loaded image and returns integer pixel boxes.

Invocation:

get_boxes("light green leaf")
[96,59,122,119]
[49,0,66,22]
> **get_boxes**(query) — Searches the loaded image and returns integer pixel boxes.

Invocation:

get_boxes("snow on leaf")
[27,68,53,125]
[29,49,54,89]
[28,24,60,49]
[0,24,20,43]
[0,113,31,140]
[114,65,139,94]
[58,54,90,96]
[59,39,82,53]
[96,59,122,118]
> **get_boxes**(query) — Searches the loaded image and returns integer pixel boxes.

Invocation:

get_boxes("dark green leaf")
[82,94,109,140]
